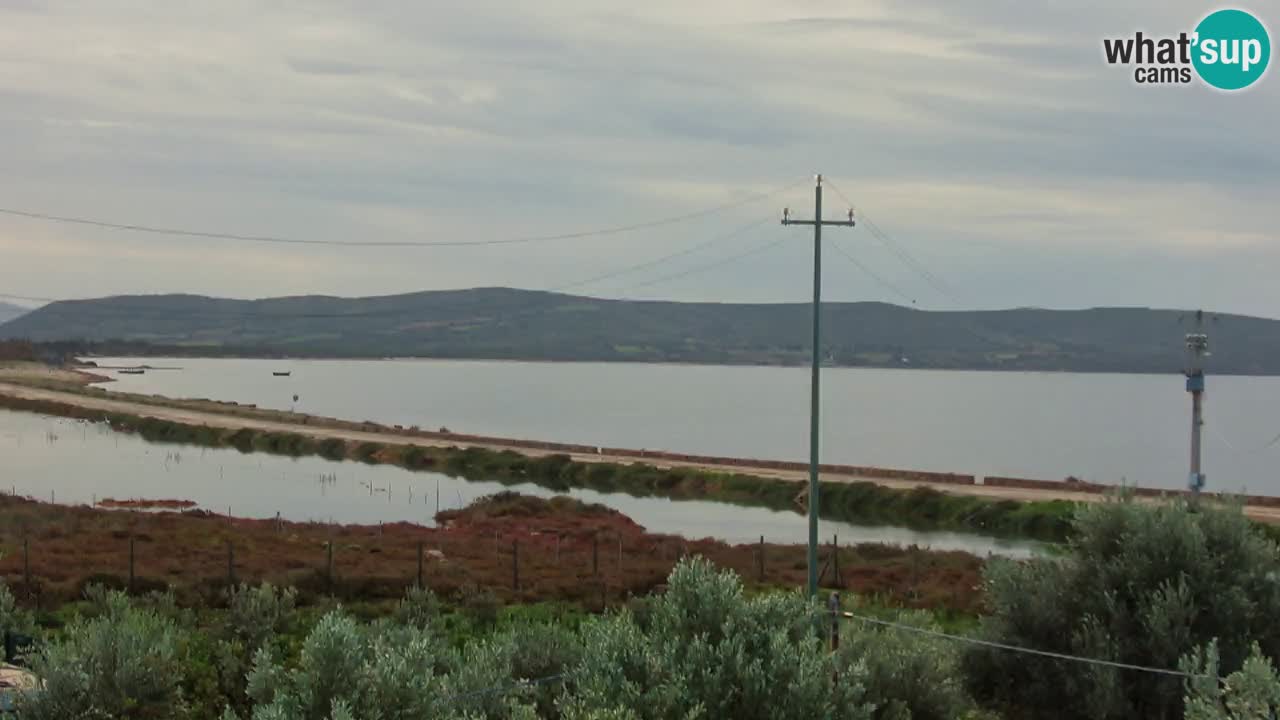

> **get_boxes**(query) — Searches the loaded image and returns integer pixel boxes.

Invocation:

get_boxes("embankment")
[981,476,1280,510]
[0,390,1077,542]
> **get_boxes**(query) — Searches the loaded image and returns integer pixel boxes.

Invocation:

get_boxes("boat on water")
[117,368,146,375]
[272,371,292,377]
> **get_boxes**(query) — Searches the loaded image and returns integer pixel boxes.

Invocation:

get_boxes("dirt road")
[4,379,1278,524]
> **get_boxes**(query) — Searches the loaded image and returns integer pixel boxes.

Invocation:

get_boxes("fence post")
[592,534,599,576]
[911,549,919,601]
[128,535,136,593]
[829,592,841,652]
[416,540,424,589]
[832,533,841,587]
[758,535,765,582]
[326,540,334,592]
[227,540,236,587]
[512,539,520,592]
[22,535,30,592]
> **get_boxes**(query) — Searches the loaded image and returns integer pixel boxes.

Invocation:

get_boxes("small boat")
[117,368,146,375]
[272,371,292,377]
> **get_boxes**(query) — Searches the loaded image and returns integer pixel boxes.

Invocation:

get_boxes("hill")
[0,301,29,325]
[0,288,1276,374]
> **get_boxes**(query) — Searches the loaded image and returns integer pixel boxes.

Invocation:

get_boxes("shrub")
[0,579,34,640]
[16,589,185,719]
[839,611,975,720]
[232,610,534,720]
[964,496,1280,719]
[317,437,347,460]
[559,556,874,720]
[354,442,382,464]
[393,585,440,631]
[1182,641,1280,719]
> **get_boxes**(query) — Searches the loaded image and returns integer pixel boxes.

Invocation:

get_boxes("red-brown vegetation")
[96,497,198,510]
[0,492,984,614]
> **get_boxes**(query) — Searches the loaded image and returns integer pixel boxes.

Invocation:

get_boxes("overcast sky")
[0,0,1276,316]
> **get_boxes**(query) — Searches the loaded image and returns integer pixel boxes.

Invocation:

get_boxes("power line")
[618,234,787,294]
[1211,423,1280,455]
[823,180,960,303]
[0,220,778,322]
[0,179,805,249]
[841,612,1207,679]
[828,239,917,306]
[551,217,771,293]
[440,671,572,706]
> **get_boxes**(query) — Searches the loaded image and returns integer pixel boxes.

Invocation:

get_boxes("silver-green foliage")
[559,556,874,720]
[392,586,440,632]
[839,611,975,720]
[219,583,299,717]
[0,579,33,639]
[965,496,1280,720]
[226,583,297,652]
[16,588,183,720]
[1183,641,1280,719]
[231,610,537,720]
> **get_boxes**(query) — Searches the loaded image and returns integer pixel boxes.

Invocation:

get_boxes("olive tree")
[1182,642,1280,719]
[217,583,299,718]
[16,588,185,719]
[0,579,33,640]
[229,610,539,720]
[964,496,1280,719]
[839,611,977,720]
[559,557,875,720]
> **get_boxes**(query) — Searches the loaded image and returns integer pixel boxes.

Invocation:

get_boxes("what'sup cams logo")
[1103,8,1270,90]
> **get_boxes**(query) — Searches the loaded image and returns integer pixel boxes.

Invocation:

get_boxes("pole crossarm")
[781,219,856,227]
[780,174,856,599]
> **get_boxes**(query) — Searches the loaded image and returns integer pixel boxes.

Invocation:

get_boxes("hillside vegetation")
[0,301,28,325]
[2,288,1276,373]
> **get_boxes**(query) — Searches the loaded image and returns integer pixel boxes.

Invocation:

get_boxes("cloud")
[0,0,1275,318]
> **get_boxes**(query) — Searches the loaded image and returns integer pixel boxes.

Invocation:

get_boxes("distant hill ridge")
[0,301,29,325]
[1,287,1277,374]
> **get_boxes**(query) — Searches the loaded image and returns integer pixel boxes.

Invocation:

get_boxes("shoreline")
[3,366,1279,533]
[79,352,1280,378]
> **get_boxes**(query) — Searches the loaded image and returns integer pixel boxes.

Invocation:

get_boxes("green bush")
[16,589,185,719]
[964,496,1280,719]
[231,610,534,720]
[353,442,382,464]
[393,585,440,631]
[839,611,976,720]
[1,579,32,636]
[560,557,874,720]
[317,437,347,460]
[1182,641,1280,719]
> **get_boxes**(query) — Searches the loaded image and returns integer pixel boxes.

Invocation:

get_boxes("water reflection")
[0,410,1042,558]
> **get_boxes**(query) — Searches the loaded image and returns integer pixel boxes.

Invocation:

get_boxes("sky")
[0,0,1277,316]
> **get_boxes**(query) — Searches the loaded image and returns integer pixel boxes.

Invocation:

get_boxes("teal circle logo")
[1192,9,1270,90]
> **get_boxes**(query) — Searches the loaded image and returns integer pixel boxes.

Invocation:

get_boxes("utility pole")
[782,174,855,598]
[1184,310,1210,497]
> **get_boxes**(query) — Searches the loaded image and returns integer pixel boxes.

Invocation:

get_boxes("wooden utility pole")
[782,174,856,598]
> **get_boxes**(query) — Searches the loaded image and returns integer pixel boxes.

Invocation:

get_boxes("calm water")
[94,357,1280,496]
[0,410,1039,557]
